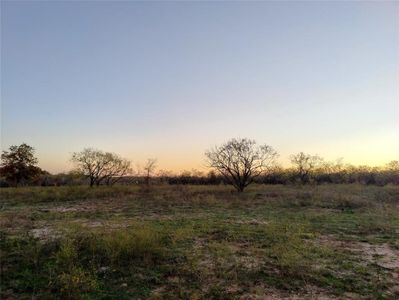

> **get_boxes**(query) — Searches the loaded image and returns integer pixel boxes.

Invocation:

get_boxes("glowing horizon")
[1,1,398,174]
[26,126,399,174]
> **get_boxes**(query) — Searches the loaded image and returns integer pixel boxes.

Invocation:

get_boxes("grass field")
[1,184,398,299]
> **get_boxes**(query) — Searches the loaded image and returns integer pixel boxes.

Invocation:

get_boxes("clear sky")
[1,1,398,173]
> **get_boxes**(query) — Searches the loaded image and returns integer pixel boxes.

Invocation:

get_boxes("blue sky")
[1,1,398,173]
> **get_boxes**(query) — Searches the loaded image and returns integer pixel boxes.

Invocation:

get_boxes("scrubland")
[1,184,398,299]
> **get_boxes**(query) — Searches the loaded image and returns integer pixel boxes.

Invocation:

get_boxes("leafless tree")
[71,148,131,187]
[205,138,278,192]
[103,157,132,186]
[290,152,323,184]
[143,158,157,185]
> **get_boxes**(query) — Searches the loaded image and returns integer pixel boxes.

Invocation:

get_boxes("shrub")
[58,266,99,299]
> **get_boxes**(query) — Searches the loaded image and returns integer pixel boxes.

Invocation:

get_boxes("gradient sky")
[1,1,398,173]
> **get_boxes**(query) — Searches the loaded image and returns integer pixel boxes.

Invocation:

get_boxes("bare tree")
[290,152,323,184]
[205,138,278,192]
[102,157,132,186]
[143,158,157,185]
[71,148,131,187]
[71,148,99,187]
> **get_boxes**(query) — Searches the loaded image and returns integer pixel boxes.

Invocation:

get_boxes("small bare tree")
[290,152,323,184]
[205,138,278,192]
[143,158,157,185]
[71,148,131,187]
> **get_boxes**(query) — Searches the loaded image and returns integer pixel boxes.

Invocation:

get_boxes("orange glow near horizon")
[36,128,398,174]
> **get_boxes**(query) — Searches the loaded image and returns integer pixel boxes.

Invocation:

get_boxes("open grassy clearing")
[1,184,399,299]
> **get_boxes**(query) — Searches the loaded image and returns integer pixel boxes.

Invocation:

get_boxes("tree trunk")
[236,185,245,192]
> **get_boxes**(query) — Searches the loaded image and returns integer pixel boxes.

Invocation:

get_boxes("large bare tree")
[71,148,131,187]
[205,138,278,192]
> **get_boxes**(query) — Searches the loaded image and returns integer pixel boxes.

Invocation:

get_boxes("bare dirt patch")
[319,235,399,271]
[354,242,399,270]
[235,219,269,225]
[30,227,57,240]
[239,285,340,300]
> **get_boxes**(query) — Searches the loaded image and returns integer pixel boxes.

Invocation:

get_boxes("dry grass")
[1,184,398,299]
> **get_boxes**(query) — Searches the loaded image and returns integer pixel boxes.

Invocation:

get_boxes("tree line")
[1,140,398,191]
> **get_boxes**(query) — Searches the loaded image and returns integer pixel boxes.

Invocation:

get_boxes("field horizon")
[1,1,398,299]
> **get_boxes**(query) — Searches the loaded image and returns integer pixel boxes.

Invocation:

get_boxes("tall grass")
[1,224,170,299]
[0,185,139,206]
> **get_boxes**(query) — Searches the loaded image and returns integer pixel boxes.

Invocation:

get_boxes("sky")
[1,1,398,174]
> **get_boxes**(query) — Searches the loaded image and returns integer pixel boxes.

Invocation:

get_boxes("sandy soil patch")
[319,235,399,271]
[239,285,340,299]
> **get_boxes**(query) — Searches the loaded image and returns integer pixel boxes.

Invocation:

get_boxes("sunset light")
[1,1,398,299]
